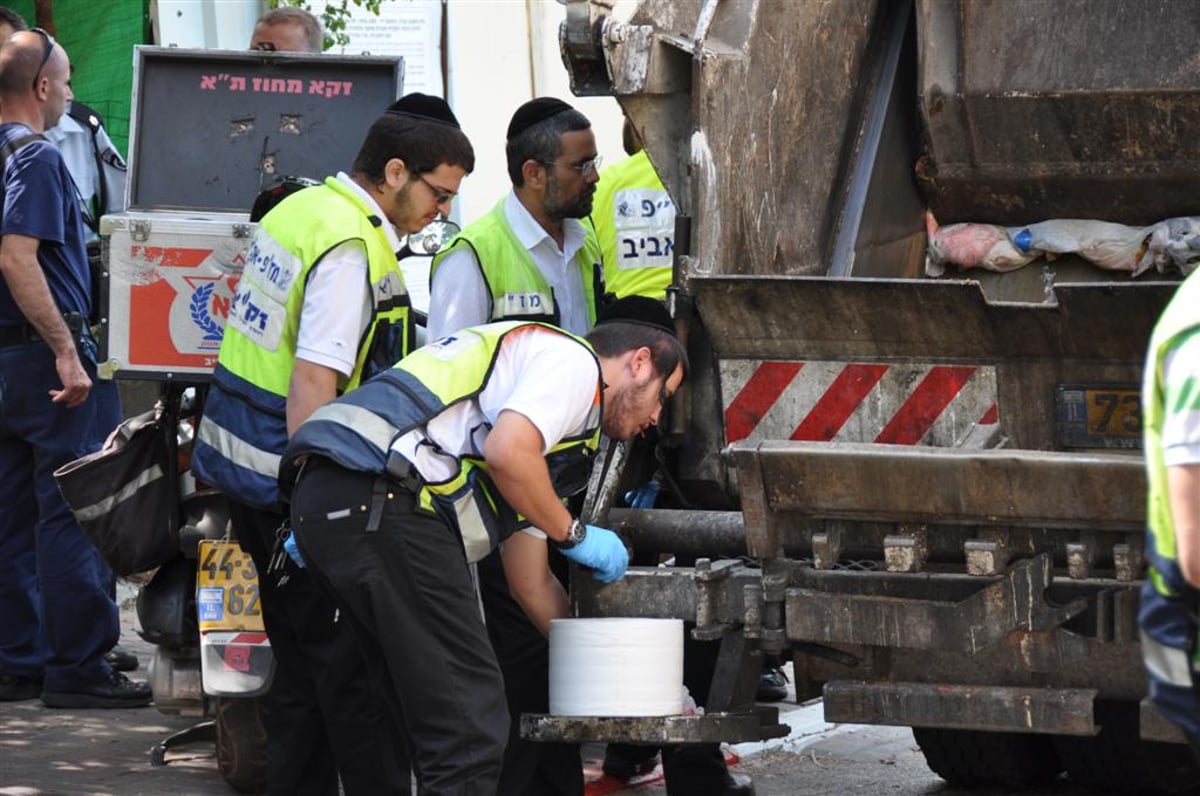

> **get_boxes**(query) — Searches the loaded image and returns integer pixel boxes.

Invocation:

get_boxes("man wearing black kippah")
[427,96,606,341]
[192,94,474,796]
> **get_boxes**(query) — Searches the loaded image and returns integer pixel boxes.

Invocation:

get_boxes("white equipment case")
[101,46,402,381]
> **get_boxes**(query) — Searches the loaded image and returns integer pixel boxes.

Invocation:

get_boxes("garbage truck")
[527,0,1200,791]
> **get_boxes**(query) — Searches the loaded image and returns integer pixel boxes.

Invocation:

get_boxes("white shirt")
[1161,329,1200,467]
[44,106,127,240]
[428,190,591,339]
[391,326,599,482]
[295,172,403,377]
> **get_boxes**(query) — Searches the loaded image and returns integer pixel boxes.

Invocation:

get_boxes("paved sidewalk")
[1,593,804,796]
[0,603,230,796]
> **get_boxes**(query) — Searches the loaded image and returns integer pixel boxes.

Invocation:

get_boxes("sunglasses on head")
[30,27,54,92]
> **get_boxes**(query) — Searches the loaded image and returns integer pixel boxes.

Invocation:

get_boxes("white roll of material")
[548,618,684,717]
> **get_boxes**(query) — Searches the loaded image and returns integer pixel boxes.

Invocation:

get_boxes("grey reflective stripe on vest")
[197,417,282,479]
[315,403,402,451]
[1141,629,1197,687]
[73,464,165,522]
[449,487,493,564]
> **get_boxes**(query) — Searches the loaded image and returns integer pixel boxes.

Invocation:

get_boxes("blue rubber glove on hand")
[283,532,307,568]
[624,481,661,510]
[559,525,629,583]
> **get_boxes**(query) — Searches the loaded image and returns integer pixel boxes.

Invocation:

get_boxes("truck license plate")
[196,540,264,633]
[1055,385,1142,449]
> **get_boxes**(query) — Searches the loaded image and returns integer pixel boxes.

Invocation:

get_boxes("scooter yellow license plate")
[196,539,265,633]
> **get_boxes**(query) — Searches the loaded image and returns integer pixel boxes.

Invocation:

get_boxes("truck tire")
[912,727,1063,788]
[1053,701,1200,794]
[215,696,268,794]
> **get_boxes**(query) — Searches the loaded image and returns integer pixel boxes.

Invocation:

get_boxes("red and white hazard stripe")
[721,360,998,446]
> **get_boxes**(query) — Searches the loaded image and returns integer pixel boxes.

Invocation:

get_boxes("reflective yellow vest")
[1140,270,1200,736]
[431,199,604,326]
[281,322,603,562]
[193,177,412,509]
[592,150,675,299]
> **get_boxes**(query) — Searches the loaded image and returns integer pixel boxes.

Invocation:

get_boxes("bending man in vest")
[1141,267,1200,762]
[279,296,685,796]
[427,95,609,794]
[427,96,605,339]
[191,94,474,796]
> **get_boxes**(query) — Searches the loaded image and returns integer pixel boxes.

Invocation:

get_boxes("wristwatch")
[553,517,588,549]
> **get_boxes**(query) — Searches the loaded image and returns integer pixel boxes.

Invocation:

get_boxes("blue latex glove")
[283,532,307,568]
[624,481,661,510]
[559,525,629,583]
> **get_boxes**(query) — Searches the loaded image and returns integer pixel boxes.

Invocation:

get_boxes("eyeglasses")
[538,155,602,176]
[31,27,54,93]
[415,173,456,205]
[251,41,277,52]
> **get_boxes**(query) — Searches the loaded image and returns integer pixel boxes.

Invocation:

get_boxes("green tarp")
[7,0,150,156]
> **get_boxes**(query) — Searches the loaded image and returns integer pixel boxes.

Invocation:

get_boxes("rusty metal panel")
[694,276,1176,363]
[786,555,1087,654]
[823,681,1099,736]
[918,0,1200,224]
[571,566,701,622]
[591,0,884,274]
[730,441,1146,530]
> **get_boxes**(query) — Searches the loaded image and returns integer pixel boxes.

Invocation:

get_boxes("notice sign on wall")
[338,0,444,97]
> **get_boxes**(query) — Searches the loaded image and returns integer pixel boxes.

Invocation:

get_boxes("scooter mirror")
[404,218,461,256]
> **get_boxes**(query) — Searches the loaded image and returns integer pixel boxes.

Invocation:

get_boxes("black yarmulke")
[595,296,677,337]
[386,93,461,129]
[507,97,573,140]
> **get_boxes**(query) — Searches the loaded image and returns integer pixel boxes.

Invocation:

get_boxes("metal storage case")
[102,46,402,380]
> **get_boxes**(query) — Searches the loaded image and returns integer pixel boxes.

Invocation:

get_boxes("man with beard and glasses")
[428,96,606,341]
[426,96,608,796]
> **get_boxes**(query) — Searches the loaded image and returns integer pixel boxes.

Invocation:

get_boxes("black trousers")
[479,547,583,796]
[290,461,509,796]
[229,501,410,796]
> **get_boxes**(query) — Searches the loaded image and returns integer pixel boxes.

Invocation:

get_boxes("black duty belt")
[0,324,41,347]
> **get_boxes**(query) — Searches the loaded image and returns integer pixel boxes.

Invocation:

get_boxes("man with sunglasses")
[0,29,151,708]
[191,94,473,795]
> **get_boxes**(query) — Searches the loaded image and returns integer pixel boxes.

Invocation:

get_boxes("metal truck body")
[543,1,1200,790]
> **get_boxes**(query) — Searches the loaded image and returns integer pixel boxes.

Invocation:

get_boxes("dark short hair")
[351,112,475,184]
[256,7,323,53]
[505,108,591,187]
[0,6,27,33]
[585,322,689,381]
